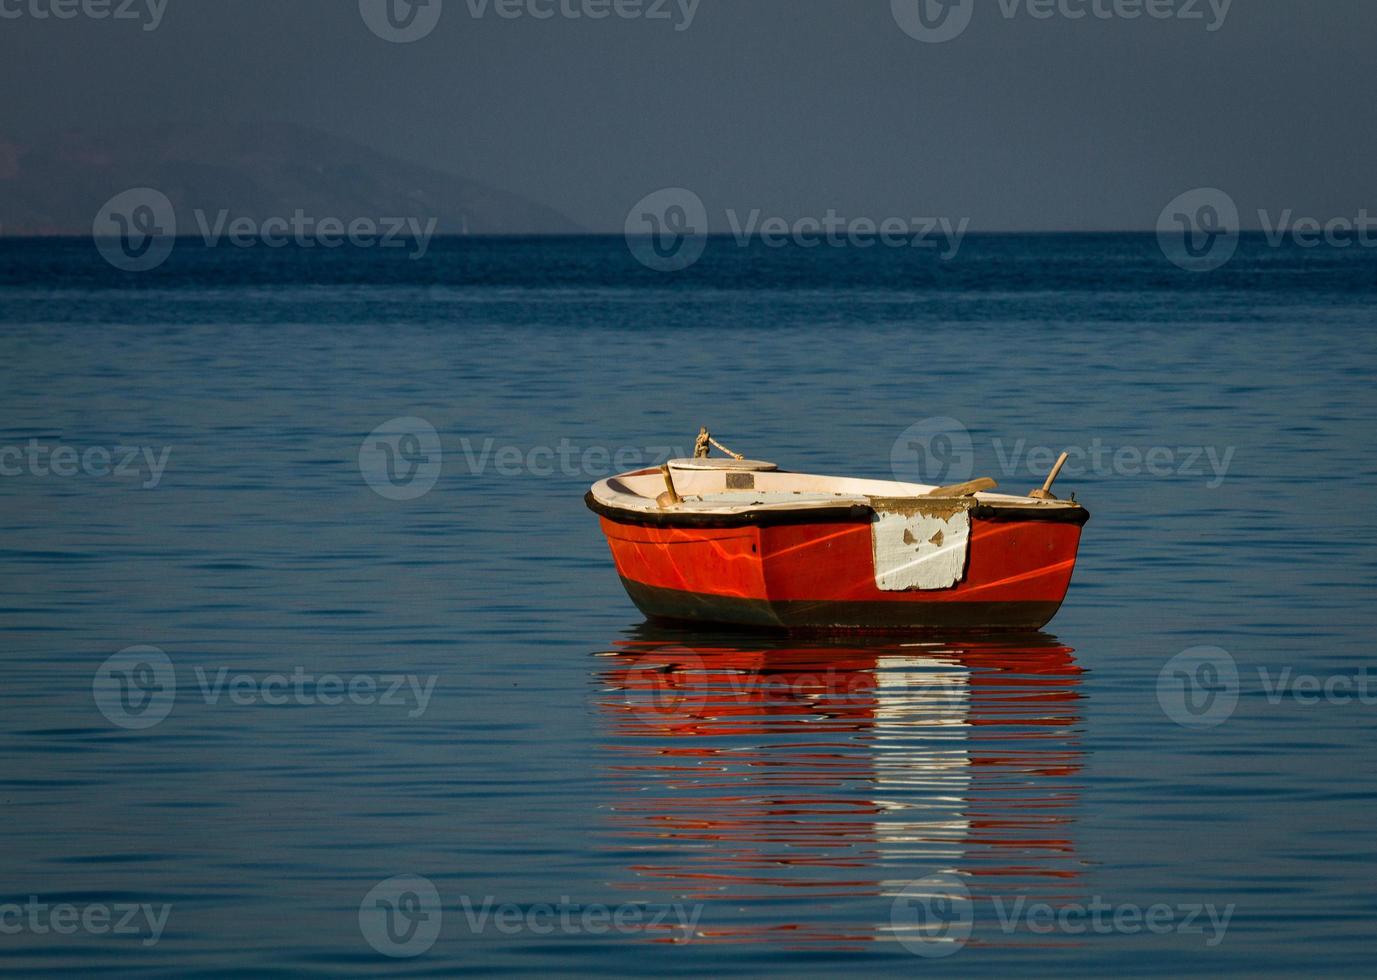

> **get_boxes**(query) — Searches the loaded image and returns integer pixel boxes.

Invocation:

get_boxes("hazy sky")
[3,0,1374,231]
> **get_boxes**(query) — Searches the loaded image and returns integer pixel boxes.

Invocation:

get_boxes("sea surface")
[1,235,1375,976]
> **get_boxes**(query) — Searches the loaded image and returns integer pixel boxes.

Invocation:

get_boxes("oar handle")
[1041,451,1070,494]
[656,464,683,508]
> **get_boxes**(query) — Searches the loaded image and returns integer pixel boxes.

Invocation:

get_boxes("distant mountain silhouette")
[0,122,580,236]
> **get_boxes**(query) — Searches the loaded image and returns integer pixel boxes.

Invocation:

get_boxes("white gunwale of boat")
[589,461,1085,518]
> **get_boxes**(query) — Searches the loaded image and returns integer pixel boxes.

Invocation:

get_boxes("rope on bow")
[693,426,744,461]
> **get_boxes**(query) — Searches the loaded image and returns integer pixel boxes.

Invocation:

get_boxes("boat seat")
[683,491,862,508]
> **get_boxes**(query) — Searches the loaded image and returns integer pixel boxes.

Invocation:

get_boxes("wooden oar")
[926,477,997,497]
[1029,451,1070,500]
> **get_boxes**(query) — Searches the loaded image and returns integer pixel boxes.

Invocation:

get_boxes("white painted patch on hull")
[871,501,972,591]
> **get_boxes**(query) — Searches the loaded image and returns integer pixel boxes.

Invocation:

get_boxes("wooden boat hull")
[592,506,1087,631]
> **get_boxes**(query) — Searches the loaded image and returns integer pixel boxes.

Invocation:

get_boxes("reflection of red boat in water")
[595,629,1086,948]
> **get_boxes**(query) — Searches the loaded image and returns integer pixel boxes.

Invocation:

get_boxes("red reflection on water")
[594,630,1086,948]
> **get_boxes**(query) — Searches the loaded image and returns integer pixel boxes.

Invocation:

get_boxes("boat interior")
[590,458,1085,518]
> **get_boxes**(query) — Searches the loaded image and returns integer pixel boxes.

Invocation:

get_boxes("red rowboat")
[586,431,1089,631]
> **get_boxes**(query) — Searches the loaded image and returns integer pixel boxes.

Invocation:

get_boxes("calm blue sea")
[1,236,1375,976]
